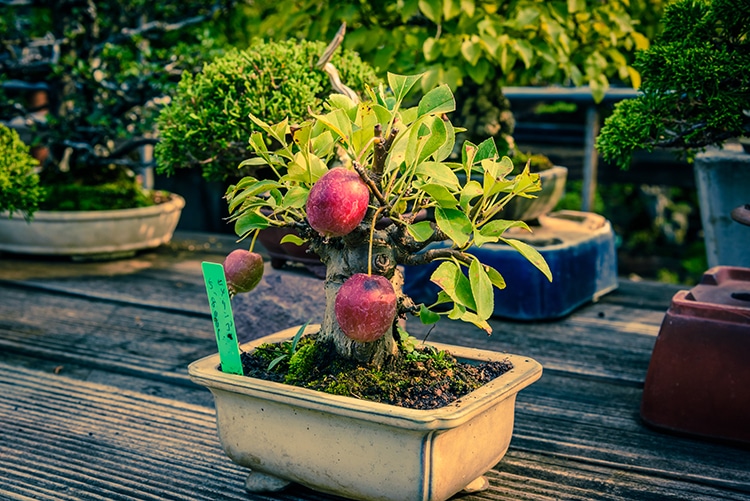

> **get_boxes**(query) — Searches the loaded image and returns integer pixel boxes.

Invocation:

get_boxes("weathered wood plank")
[512,374,750,496]
[3,364,747,501]
[0,277,662,390]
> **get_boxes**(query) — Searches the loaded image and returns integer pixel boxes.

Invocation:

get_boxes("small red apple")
[306,167,370,237]
[335,273,397,342]
[223,249,264,295]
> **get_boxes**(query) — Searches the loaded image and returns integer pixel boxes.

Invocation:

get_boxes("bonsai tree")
[596,0,750,169]
[0,123,45,218]
[154,36,382,183]
[0,0,236,211]
[221,73,551,369]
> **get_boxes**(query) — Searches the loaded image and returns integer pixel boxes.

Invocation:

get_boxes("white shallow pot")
[188,326,542,501]
[0,193,184,259]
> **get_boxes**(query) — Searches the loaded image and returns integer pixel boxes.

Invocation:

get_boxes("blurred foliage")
[0,0,239,210]
[234,0,664,101]
[557,180,706,284]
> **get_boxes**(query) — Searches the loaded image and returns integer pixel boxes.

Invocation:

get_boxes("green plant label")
[201,261,243,375]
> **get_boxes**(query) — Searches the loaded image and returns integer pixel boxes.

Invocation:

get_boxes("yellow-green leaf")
[501,237,552,282]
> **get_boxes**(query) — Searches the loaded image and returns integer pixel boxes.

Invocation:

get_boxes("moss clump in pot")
[155,39,382,182]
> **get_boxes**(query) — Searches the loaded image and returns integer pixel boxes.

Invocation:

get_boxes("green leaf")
[419,183,458,208]
[227,179,282,213]
[475,138,499,163]
[406,220,435,242]
[459,180,483,211]
[461,38,482,66]
[435,207,472,247]
[484,264,506,289]
[501,237,553,282]
[418,0,442,23]
[469,258,493,320]
[415,161,460,189]
[474,219,530,246]
[423,38,441,62]
[430,261,476,310]
[459,311,492,334]
[513,39,534,69]
[388,73,423,103]
[443,0,461,20]
[281,185,309,209]
[419,304,441,325]
[417,84,456,118]
[309,108,352,147]
[235,210,270,237]
[280,233,306,246]
[418,115,448,163]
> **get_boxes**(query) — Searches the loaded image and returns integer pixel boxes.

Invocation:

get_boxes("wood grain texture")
[1,231,748,501]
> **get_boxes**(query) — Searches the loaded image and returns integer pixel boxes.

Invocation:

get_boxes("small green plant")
[223,73,552,367]
[155,39,381,182]
[0,124,45,218]
[596,0,750,169]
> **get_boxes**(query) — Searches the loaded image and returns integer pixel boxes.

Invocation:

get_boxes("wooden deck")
[1,232,748,501]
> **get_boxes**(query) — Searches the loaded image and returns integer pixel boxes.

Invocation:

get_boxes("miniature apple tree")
[224,73,551,366]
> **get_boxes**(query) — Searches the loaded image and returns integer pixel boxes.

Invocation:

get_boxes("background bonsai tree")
[0,123,45,218]
[596,0,750,169]
[0,0,237,210]
[155,36,381,183]
[223,73,551,367]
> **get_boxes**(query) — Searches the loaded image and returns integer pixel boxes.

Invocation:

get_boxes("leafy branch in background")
[235,0,663,101]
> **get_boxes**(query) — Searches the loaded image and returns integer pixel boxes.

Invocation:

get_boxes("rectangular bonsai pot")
[188,325,542,501]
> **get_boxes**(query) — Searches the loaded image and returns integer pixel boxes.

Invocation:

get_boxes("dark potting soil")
[232,334,514,410]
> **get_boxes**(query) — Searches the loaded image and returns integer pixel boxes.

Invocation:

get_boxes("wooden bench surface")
[1,232,748,500]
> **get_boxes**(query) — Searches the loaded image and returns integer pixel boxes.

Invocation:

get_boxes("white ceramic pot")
[188,326,542,501]
[0,193,185,259]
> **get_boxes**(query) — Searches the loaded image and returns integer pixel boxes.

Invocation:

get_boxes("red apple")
[335,273,397,342]
[223,249,264,295]
[306,167,370,237]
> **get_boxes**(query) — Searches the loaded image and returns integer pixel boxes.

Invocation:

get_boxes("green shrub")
[155,39,382,181]
[597,0,750,169]
[0,124,45,218]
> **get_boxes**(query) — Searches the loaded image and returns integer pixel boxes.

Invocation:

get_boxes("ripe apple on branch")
[223,73,552,366]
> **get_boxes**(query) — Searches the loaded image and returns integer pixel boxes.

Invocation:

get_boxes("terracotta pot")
[641,266,750,444]
[0,193,185,259]
[188,325,542,501]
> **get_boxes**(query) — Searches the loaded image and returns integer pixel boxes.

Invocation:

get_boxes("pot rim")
[0,192,185,222]
[188,325,542,431]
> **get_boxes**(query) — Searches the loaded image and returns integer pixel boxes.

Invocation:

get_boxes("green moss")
[239,334,513,410]
[40,182,156,211]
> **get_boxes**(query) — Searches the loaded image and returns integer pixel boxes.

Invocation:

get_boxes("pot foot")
[244,471,291,493]
[461,475,489,494]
